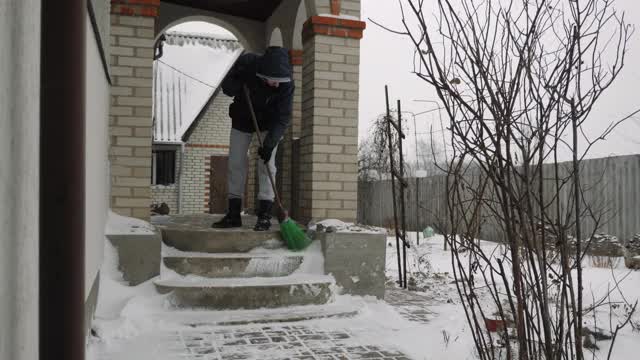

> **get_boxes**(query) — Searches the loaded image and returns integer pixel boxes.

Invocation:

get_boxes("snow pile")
[92,238,163,346]
[310,219,386,234]
[93,213,165,344]
[105,210,155,235]
[587,233,624,257]
[294,240,325,274]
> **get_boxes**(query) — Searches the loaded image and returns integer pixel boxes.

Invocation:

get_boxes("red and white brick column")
[109,0,159,219]
[278,50,304,213]
[300,15,365,223]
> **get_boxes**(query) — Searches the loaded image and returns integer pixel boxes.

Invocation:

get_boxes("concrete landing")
[157,214,283,253]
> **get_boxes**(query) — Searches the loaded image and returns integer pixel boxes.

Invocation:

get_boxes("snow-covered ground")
[385,233,640,359]
[105,210,155,235]
[89,213,639,359]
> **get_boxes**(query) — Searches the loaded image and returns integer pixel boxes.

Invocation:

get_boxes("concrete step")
[163,253,304,278]
[154,275,334,310]
[160,227,283,253]
[141,297,364,326]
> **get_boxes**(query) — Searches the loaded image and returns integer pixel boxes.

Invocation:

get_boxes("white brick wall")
[180,93,233,214]
[151,184,178,211]
[188,93,233,145]
[300,20,362,222]
[109,13,155,219]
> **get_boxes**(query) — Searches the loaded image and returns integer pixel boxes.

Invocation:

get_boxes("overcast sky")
[170,0,640,161]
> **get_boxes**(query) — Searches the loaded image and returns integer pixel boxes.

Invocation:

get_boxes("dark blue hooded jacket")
[221,47,294,149]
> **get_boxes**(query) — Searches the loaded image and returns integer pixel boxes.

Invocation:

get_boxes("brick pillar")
[300,16,365,223]
[279,50,303,212]
[109,0,158,219]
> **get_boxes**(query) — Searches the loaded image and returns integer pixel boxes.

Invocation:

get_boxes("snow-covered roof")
[153,32,243,144]
[164,31,241,49]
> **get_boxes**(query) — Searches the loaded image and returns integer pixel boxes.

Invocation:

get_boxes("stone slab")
[160,227,283,253]
[318,231,387,299]
[107,232,161,285]
[154,278,333,310]
[156,214,284,253]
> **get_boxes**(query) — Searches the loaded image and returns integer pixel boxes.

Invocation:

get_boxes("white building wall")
[85,13,111,299]
[0,1,40,360]
[181,93,233,214]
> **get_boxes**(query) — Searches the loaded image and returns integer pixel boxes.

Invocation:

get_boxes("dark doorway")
[209,155,229,214]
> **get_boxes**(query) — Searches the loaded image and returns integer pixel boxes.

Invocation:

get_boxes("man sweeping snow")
[212,46,294,231]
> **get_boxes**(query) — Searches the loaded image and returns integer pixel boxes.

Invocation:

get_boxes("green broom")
[243,85,311,251]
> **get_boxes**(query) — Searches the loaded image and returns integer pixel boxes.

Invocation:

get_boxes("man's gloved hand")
[258,146,274,164]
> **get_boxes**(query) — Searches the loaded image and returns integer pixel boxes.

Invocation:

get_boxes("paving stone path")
[94,324,412,360]
[92,288,441,360]
[384,288,437,324]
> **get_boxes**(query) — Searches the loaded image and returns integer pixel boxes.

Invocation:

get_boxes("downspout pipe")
[40,0,86,359]
[178,142,185,213]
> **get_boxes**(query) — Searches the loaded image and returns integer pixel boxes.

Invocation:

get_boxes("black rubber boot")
[212,198,242,228]
[253,200,273,231]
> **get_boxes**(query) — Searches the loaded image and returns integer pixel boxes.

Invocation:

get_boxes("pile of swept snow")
[90,212,164,347]
[158,240,327,285]
[310,219,387,234]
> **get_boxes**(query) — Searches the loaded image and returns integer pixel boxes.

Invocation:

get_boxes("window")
[152,150,176,185]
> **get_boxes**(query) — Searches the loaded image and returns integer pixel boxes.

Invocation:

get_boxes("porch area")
[109,0,365,224]
[96,212,395,359]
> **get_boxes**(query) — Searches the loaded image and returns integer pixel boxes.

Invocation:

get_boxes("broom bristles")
[280,217,311,251]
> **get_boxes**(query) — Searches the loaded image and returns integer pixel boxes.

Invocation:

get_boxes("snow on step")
[155,273,335,288]
[160,237,324,279]
[142,296,364,326]
[162,254,305,278]
[155,241,332,309]
[154,274,335,310]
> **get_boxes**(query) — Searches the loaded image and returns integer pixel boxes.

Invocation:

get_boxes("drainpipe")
[40,0,85,360]
[178,143,185,213]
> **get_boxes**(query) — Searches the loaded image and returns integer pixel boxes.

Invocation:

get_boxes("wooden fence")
[358,154,640,242]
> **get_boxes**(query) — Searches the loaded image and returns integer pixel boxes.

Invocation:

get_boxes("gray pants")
[228,128,279,202]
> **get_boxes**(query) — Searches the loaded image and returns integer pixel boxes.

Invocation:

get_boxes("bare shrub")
[378,0,639,359]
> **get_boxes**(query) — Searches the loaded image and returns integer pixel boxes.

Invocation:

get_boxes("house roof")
[153,31,242,144]
[181,85,223,143]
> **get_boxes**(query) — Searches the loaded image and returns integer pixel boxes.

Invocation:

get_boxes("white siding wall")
[0,1,40,359]
[85,14,111,299]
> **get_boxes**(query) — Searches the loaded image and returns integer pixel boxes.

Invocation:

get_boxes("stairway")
[153,215,335,311]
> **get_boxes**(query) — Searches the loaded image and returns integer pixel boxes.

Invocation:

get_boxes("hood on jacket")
[256,46,292,83]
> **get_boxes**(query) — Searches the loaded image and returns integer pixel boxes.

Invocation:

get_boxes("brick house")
[150,31,242,215]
